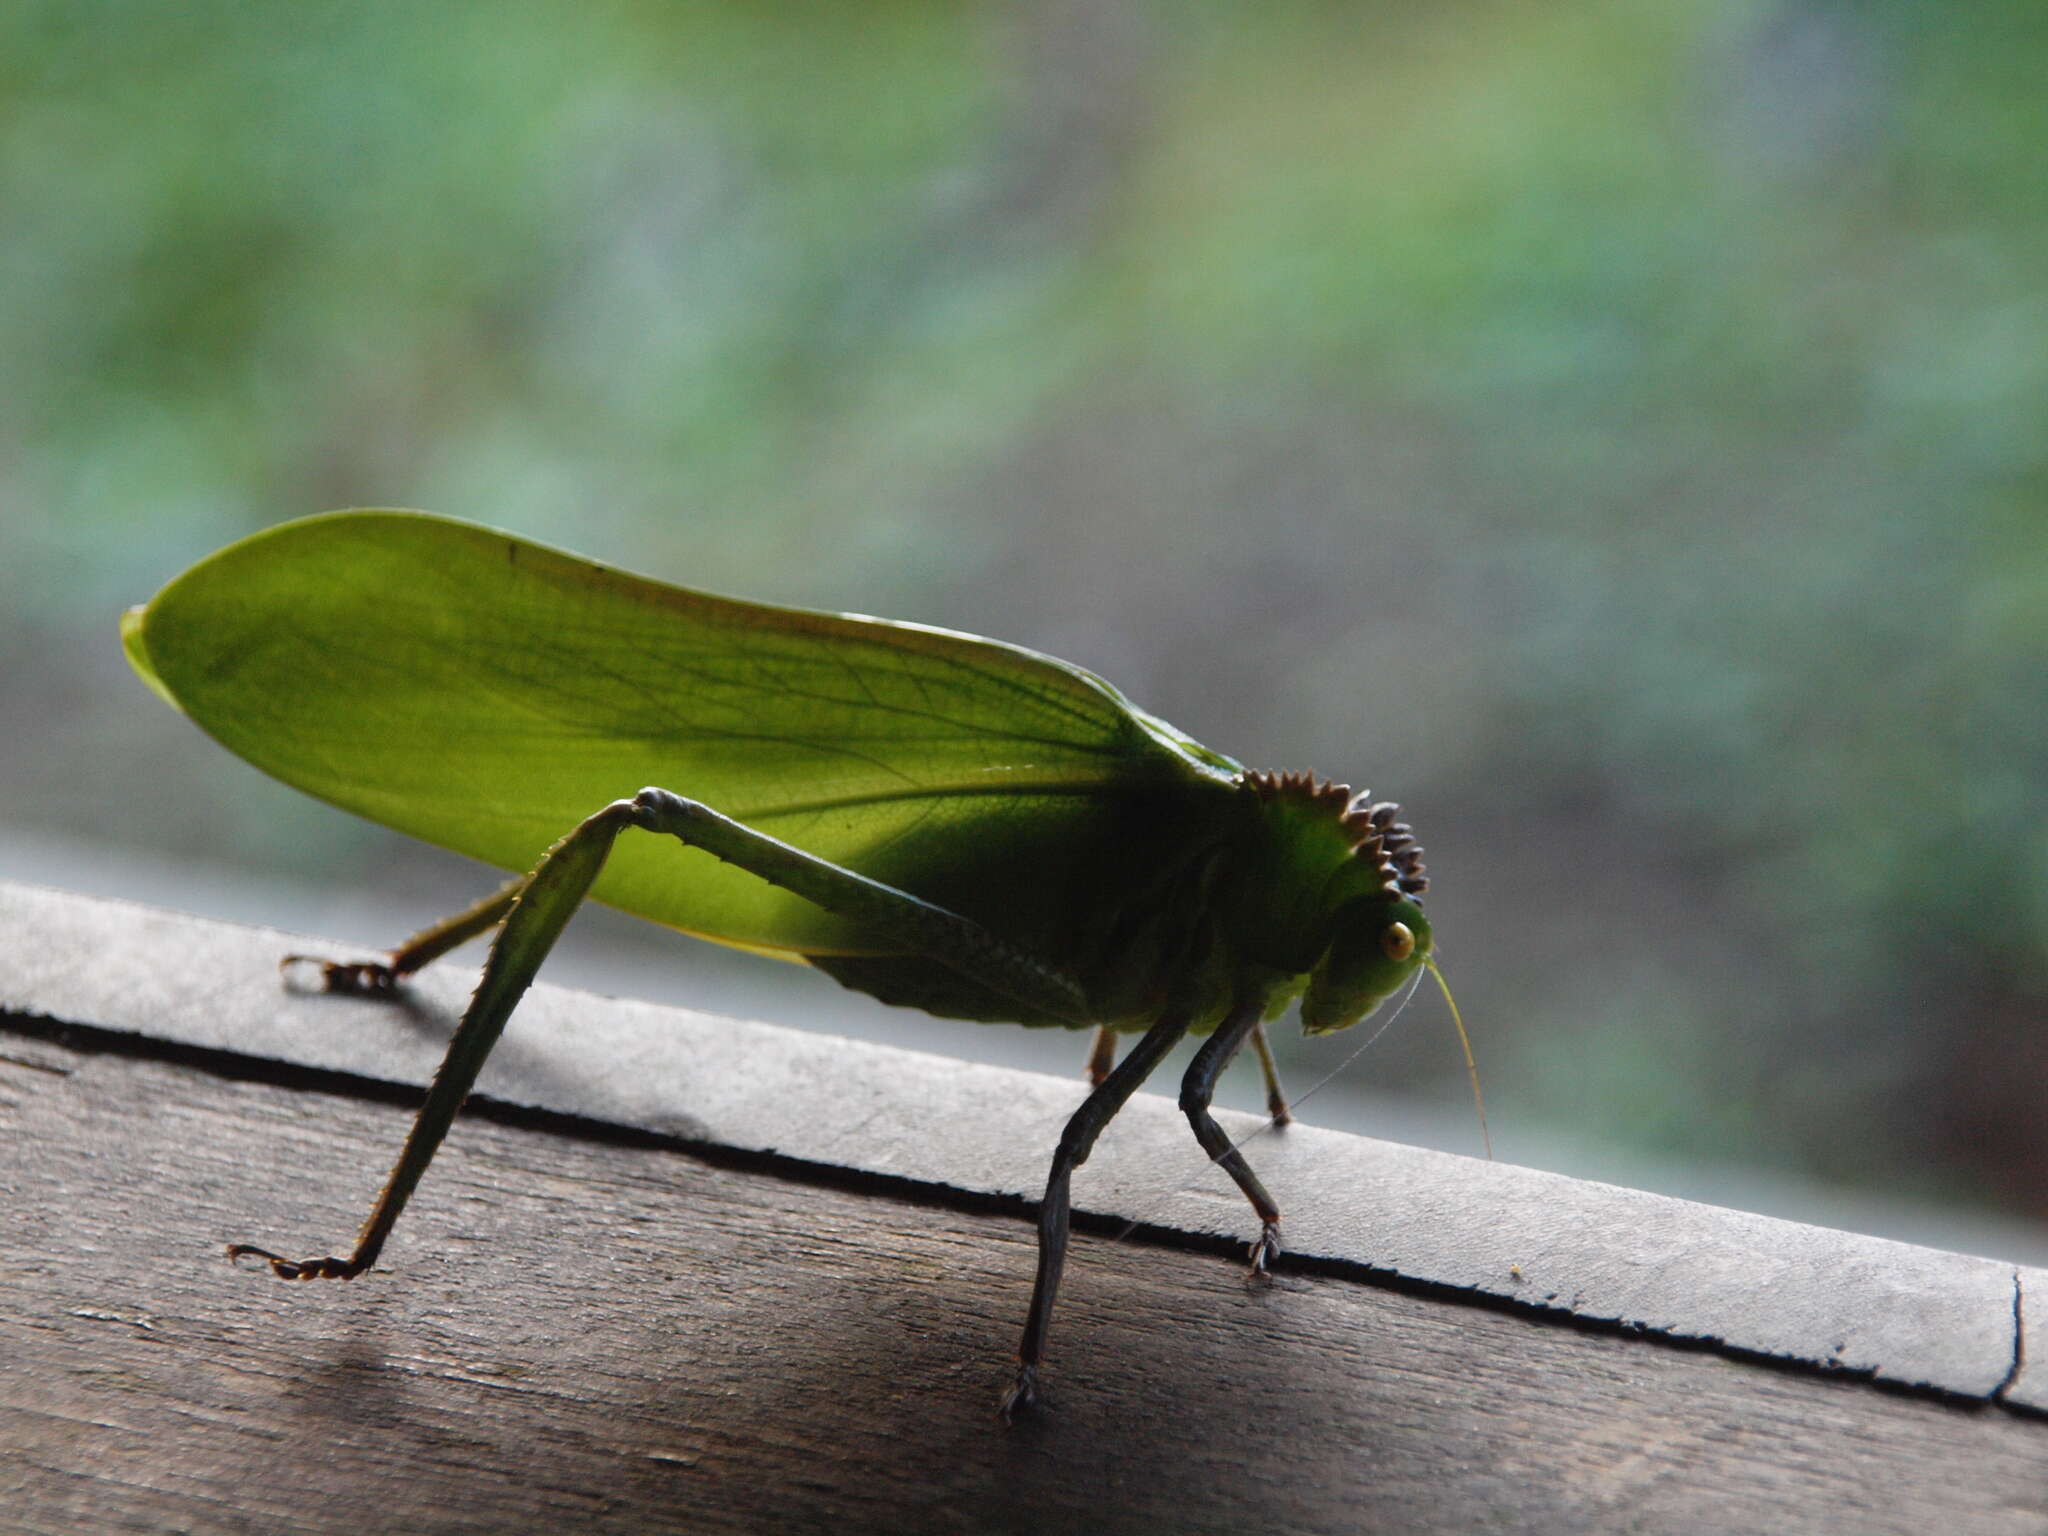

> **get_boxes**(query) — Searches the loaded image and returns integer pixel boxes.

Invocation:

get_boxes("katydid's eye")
[1381,921,1415,962]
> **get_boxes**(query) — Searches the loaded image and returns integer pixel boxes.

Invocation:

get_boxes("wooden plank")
[0,881,2038,1402]
[5,1032,2047,1536]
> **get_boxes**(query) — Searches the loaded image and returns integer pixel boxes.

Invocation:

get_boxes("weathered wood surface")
[4,884,2048,1533]
[4,1034,2045,1536]
[6,883,2039,1405]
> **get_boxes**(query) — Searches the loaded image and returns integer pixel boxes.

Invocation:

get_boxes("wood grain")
[4,1032,2045,1535]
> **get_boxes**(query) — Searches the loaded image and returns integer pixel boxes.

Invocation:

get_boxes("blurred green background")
[6,0,2045,1253]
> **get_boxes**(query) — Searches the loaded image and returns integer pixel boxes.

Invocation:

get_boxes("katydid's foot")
[1249,1221,1283,1279]
[228,1244,367,1281]
[999,1364,1041,1422]
[1265,1093,1293,1127]
[280,954,401,996]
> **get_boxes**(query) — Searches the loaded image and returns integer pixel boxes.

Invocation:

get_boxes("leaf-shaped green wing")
[124,511,1240,959]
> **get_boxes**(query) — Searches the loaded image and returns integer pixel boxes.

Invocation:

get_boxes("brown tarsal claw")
[999,1365,1042,1423]
[227,1243,363,1281]
[280,954,401,996]
[1249,1222,1284,1280]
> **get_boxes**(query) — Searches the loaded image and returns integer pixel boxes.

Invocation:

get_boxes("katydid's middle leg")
[1003,1007,1191,1421]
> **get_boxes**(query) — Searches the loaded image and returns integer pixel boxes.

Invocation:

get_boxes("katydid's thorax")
[1216,774,1376,974]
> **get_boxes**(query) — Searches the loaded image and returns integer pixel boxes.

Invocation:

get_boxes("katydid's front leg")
[233,786,1091,1282]
[1180,997,1285,1273]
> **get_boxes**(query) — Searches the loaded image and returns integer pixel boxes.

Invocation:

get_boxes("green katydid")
[121,509,1470,1417]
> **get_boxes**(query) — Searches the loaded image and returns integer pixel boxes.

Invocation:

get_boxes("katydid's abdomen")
[809,782,1242,1029]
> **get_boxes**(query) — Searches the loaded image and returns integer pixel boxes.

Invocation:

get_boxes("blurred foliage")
[4,0,2044,1214]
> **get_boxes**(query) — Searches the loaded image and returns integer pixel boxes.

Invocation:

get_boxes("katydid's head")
[1302,894,1432,1034]
[1239,772,1436,1034]
[1295,788,1433,1036]
[1273,778,1487,1156]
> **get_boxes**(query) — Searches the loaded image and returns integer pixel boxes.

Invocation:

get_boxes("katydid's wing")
[124,511,1242,958]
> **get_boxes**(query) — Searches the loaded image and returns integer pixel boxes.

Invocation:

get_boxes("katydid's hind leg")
[281,877,524,996]
[244,785,1091,1290]
[1181,998,1284,1275]
[235,802,636,1282]
[1249,1022,1292,1126]
[1002,1009,1191,1422]
[628,788,1089,1025]
[1084,1026,1117,1087]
